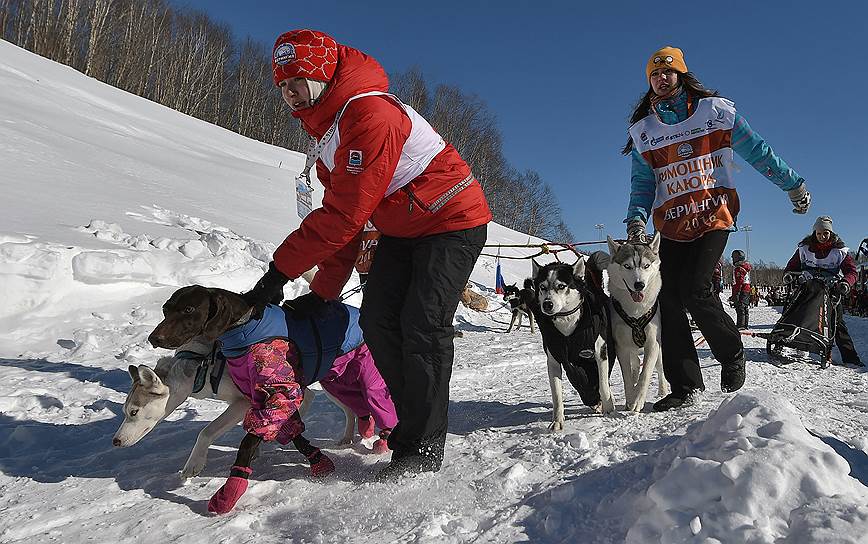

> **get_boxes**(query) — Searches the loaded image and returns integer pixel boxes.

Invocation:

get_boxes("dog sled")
[764,275,842,368]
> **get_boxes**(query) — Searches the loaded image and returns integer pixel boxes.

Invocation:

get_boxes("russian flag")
[495,261,505,294]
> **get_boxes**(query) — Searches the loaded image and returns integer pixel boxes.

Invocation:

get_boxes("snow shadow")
[0,357,131,394]
[0,390,355,513]
[454,313,505,333]
[809,431,868,486]
[448,399,598,435]
[518,438,670,543]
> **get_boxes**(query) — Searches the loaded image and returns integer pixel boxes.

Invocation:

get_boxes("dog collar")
[548,304,581,318]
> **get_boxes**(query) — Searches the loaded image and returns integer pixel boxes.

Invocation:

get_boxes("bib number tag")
[295,176,313,219]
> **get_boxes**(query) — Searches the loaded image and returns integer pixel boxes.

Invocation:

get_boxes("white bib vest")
[316,92,446,197]
[629,97,739,241]
[798,245,849,275]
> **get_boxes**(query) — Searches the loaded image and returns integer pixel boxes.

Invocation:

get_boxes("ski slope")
[1,40,867,543]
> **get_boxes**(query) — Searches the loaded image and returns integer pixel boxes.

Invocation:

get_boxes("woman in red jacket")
[243,30,492,478]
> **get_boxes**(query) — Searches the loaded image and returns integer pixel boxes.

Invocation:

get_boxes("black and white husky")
[532,256,615,431]
[606,234,669,412]
[503,279,536,333]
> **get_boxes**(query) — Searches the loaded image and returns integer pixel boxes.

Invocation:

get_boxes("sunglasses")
[653,55,674,65]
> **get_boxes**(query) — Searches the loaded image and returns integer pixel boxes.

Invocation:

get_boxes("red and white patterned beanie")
[272,29,338,86]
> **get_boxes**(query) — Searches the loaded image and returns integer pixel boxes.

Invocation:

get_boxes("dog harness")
[176,344,226,396]
[218,302,364,386]
[611,298,659,348]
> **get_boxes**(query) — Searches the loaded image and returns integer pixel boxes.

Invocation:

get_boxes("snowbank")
[626,391,868,543]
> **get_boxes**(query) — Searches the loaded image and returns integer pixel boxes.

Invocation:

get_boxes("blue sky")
[180,0,866,265]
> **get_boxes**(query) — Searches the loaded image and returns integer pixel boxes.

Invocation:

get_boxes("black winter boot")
[652,389,703,412]
[721,354,746,393]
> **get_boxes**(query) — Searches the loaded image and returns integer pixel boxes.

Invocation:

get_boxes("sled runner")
[765,276,841,368]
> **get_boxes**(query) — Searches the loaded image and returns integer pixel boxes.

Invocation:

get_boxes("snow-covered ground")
[1,40,867,543]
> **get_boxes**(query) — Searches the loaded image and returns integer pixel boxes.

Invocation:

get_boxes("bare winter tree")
[0,1,577,241]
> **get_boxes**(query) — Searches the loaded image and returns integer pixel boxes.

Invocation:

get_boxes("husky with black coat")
[503,278,536,333]
[531,254,616,431]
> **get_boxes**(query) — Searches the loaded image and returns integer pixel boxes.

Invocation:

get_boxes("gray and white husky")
[112,336,354,480]
[607,234,670,412]
[533,256,615,431]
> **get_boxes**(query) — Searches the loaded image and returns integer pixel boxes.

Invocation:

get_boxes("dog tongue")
[631,291,645,303]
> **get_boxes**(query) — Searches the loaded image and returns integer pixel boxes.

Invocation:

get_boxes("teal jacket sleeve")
[731,113,804,191]
[625,148,655,223]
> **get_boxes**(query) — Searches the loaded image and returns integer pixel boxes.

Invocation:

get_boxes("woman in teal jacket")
[622,46,812,411]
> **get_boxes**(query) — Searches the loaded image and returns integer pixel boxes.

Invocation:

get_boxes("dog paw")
[601,398,616,415]
[335,437,354,447]
[549,420,564,432]
[180,460,206,480]
[628,396,647,413]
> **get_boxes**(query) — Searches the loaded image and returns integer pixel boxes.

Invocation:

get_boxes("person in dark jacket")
[784,216,862,366]
[242,30,491,478]
[622,46,811,411]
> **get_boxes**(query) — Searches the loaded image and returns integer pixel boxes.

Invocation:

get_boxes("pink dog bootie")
[358,415,375,439]
[208,465,253,514]
[372,428,391,455]
[307,450,335,477]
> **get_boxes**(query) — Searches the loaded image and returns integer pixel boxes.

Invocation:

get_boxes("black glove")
[787,182,811,215]
[626,218,648,243]
[241,262,289,318]
[283,291,328,319]
[832,281,850,297]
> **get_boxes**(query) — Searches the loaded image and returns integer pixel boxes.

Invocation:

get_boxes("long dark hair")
[621,72,722,155]
[799,232,845,249]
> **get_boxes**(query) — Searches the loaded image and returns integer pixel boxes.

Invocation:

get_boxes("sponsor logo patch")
[650,136,665,147]
[347,150,363,174]
[579,349,594,359]
[677,142,694,159]
[274,43,296,65]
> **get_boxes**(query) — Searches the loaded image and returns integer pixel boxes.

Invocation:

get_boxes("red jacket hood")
[292,44,389,138]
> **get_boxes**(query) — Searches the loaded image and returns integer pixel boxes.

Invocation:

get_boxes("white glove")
[788,182,811,215]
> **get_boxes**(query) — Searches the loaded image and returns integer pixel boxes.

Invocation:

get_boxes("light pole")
[595,223,605,240]
[739,225,752,262]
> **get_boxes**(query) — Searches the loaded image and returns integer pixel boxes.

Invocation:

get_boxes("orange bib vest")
[629,97,740,241]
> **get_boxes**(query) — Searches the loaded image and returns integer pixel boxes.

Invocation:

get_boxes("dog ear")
[650,231,661,253]
[202,288,250,338]
[531,259,541,278]
[572,256,587,280]
[137,365,167,394]
[128,365,140,383]
[202,290,233,339]
[607,235,620,257]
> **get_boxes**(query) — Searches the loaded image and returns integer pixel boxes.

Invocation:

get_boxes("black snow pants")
[734,291,751,329]
[835,302,860,363]
[659,230,743,396]
[359,225,486,470]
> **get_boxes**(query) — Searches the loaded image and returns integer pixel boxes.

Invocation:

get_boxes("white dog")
[112,336,354,479]
[607,234,670,412]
